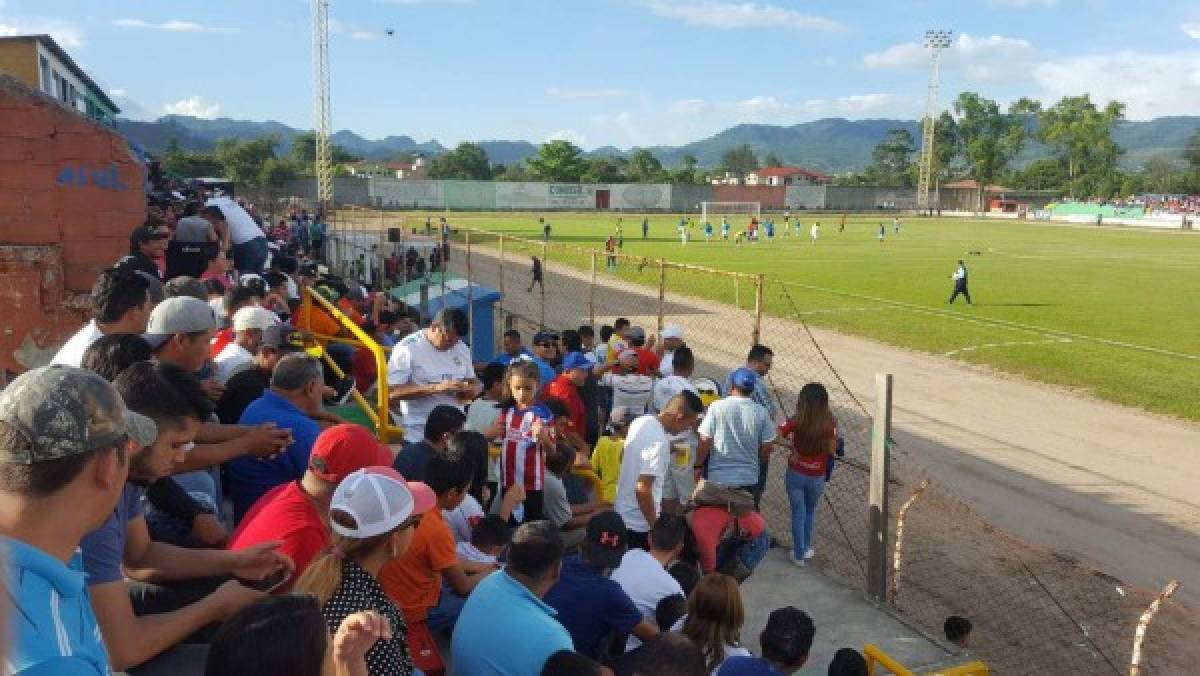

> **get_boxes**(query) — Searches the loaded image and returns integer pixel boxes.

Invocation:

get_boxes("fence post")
[657,259,666,334]
[465,230,473,350]
[540,239,548,329]
[589,251,597,330]
[752,274,764,346]
[498,234,506,323]
[734,275,740,310]
[867,373,893,603]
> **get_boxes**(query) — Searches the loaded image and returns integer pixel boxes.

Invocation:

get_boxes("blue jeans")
[427,581,467,634]
[144,470,221,546]
[785,469,825,558]
[233,236,268,274]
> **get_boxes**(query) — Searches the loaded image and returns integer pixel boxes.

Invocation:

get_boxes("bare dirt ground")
[444,242,1200,673]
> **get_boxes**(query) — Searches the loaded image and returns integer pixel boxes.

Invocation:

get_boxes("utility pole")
[917,29,952,214]
[312,0,333,212]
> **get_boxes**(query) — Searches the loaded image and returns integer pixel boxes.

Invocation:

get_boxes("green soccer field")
[396,211,1200,421]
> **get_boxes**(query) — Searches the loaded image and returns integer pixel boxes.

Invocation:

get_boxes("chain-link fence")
[310,206,1197,674]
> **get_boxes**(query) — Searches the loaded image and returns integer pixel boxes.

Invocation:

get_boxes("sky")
[2,0,1199,149]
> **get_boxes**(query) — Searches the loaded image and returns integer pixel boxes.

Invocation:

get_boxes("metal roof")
[0,34,120,113]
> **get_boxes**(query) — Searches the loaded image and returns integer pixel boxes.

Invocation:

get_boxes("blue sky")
[3,0,1199,149]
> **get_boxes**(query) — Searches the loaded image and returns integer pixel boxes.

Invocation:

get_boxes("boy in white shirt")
[455,514,509,566]
[611,514,687,650]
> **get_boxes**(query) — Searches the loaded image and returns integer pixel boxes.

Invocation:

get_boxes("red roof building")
[745,166,831,186]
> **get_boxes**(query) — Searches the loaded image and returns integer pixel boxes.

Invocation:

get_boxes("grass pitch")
[384,211,1200,421]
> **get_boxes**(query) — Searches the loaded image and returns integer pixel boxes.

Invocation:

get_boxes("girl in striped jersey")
[485,360,555,525]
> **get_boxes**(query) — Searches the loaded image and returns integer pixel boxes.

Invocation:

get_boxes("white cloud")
[864,33,1035,82]
[0,17,83,47]
[1033,50,1200,119]
[163,95,222,119]
[546,87,636,99]
[1182,22,1200,39]
[112,18,236,33]
[644,1,845,33]
[545,129,587,146]
[109,89,154,121]
[329,19,377,40]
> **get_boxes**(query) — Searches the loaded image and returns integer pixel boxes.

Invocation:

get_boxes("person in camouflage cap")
[0,364,156,674]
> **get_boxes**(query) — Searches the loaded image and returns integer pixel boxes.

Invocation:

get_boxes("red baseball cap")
[308,424,393,484]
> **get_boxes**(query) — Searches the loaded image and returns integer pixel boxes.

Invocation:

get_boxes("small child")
[486,360,554,524]
[944,615,972,650]
[592,407,633,504]
[655,594,688,635]
[457,515,509,566]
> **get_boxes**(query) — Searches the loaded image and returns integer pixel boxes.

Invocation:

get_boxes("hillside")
[118,114,1200,173]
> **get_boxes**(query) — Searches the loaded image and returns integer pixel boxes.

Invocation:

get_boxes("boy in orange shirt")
[379,445,494,675]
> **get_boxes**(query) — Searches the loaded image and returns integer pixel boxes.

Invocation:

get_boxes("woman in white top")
[681,573,751,674]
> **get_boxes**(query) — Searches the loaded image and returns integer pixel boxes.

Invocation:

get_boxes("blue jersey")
[721,221,730,233]
[704,222,713,235]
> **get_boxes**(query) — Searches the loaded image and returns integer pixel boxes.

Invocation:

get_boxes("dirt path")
[449,241,1200,609]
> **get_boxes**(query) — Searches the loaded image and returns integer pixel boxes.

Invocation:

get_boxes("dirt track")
[447,240,1200,609]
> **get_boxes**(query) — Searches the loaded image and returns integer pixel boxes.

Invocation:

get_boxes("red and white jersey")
[500,404,554,491]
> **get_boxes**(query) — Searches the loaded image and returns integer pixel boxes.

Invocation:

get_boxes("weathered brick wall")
[0,74,145,372]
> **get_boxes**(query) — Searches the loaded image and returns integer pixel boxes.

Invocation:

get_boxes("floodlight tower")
[312,0,333,211]
[917,29,952,213]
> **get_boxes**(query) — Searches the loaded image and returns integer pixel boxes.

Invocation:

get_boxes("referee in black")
[948,260,972,305]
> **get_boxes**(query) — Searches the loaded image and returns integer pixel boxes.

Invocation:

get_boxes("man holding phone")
[387,307,481,446]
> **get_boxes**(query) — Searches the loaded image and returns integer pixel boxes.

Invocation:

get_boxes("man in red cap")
[227,424,392,589]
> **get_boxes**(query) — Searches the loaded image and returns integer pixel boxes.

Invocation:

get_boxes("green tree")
[581,156,627,183]
[627,149,666,183]
[494,162,532,182]
[1141,157,1182,194]
[427,142,492,180]
[161,138,223,178]
[952,93,1037,212]
[870,128,916,187]
[290,131,361,170]
[763,152,784,168]
[215,136,282,187]
[720,144,759,179]
[527,140,588,182]
[1037,95,1125,198]
[670,154,703,184]
[1009,158,1069,190]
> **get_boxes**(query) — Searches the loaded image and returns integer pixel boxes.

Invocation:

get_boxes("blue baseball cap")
[730,367,758,392]
[561,352,590,371]
[532,330,559,345]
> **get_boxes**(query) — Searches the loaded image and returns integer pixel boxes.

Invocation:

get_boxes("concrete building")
[745,166,831,187]
[0,34,120,127]
[940,179,1060,213]
[347,156,426,180]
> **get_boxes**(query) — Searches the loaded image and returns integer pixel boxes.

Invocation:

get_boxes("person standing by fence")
[948,260,972,305]
[528,256,544,294]
[696,368,776,507]
[778,383,837,568]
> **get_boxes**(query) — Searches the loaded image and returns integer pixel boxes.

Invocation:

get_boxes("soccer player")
[734,230,745,247]
[878,223,886,243]
[679,223,688,246]
[794,219,803,238]
[765,219,775,242]
[616,225,624,249]
[703,220,713,242]
[893,216,902,235]
[641,217,649,240]
[810,222,819,244]
[721,218,731,242]
[783,214,791,237]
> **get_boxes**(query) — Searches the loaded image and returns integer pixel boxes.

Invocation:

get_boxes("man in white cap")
[657,325,685,377]
[0,365,156,674]
[214,306,280,385]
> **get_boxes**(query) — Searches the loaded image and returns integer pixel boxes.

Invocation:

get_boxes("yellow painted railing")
[864,644,988,676]
[488,445,605,498]
[300,287,401,443]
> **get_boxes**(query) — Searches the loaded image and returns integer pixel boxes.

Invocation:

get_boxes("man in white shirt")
[614,391,703,550]
[387,307,481,444]
[52,266,152,367]
[652,347,701,513]
[599,350,655,414]
[611,514,687,650]
[215,306,279,384]
[207,197,268,274]
[657,325,685,377]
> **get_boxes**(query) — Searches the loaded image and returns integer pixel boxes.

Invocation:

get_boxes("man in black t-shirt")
[216,324,305,423]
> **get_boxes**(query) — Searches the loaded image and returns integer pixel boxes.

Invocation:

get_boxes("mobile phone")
[244,569,289,594]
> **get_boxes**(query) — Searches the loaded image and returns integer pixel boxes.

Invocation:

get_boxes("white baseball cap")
[330,467,436,539]
[232,306,280,332]
[662,325,684,340]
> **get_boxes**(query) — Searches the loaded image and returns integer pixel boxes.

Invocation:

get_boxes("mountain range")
[117,114,1200,174]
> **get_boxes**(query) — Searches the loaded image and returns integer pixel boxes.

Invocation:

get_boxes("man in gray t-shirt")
[696,368,776,504]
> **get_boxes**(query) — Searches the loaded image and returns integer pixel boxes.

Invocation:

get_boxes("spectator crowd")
[0,183,921,676]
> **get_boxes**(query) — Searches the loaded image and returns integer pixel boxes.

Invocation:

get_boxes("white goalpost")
[700,201,761,225]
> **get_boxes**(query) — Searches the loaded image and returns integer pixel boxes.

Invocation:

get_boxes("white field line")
[797,306,879,315]
[777,280,1200,362]
[943,337,1074,357]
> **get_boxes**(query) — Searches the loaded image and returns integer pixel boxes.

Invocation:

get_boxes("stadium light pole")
[312,0,334,212]
[917,29,952,214]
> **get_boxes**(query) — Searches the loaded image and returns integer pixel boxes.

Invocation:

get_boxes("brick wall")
[0,74,145,372]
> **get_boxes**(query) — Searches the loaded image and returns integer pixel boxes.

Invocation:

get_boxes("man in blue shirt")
[723,345,778,507]
[452,521,574,675]
[0,365,157,674]
[232,353,325,520]
[492,329,534,367]
[699,367,777,503]
[545,511,658,659]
